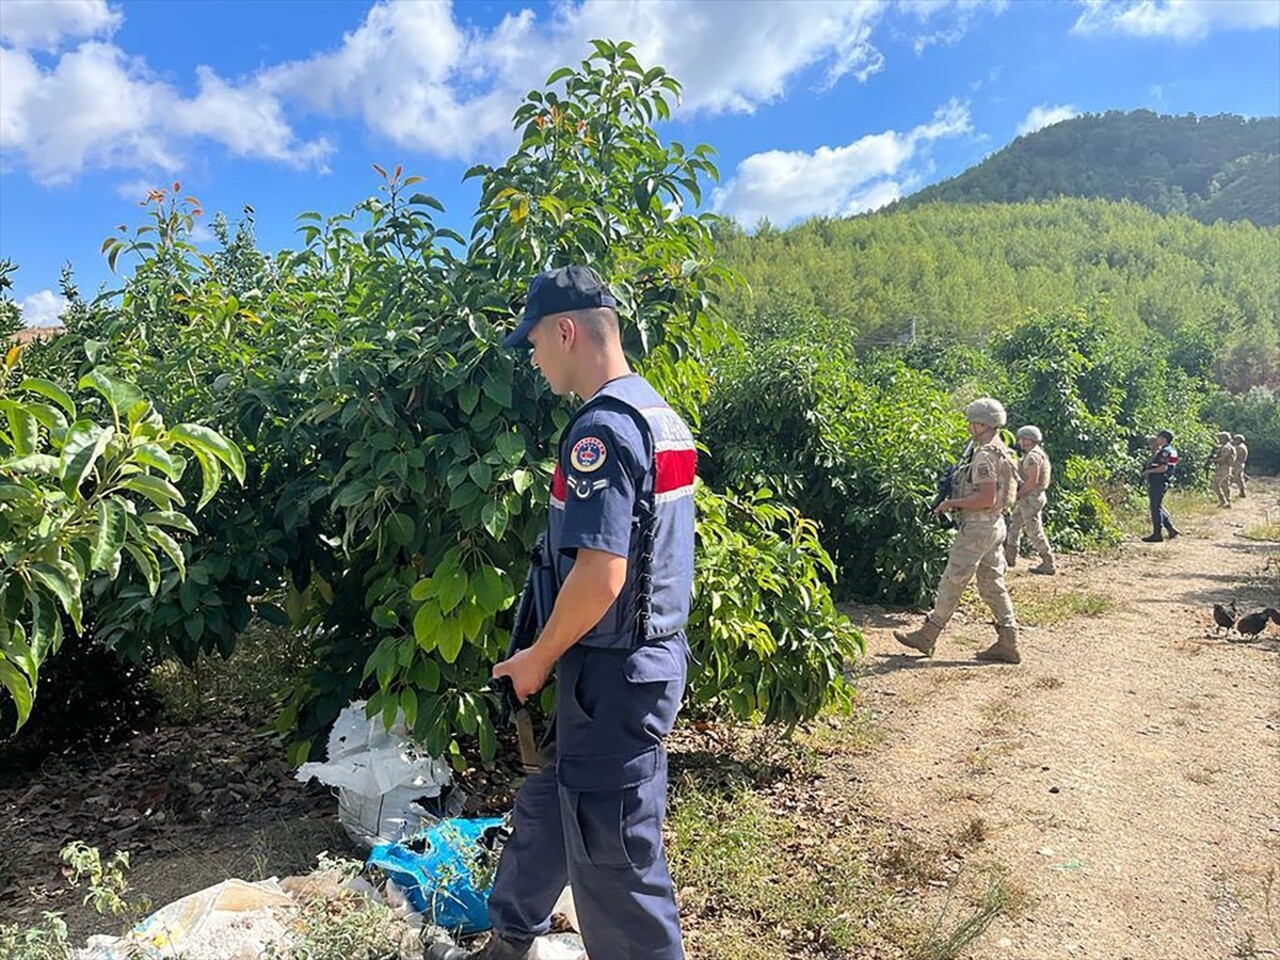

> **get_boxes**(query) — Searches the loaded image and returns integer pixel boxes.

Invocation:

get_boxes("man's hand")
[492,646,553,704]
[932,499,954,515]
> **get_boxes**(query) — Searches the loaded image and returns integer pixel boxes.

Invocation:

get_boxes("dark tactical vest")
[548,375,696,650]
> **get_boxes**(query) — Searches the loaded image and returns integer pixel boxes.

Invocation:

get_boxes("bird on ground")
[1212,602,1236,637]
[1234,608,1279,641]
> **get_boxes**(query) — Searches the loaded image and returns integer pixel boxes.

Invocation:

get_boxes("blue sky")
[2,0,1278,325]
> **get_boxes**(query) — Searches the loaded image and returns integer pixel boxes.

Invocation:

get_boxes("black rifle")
[929,441,972,531]
[492,534,556,774]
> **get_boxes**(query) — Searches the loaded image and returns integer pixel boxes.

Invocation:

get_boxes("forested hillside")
[901,111,1280,227]
[715,198,1280,393]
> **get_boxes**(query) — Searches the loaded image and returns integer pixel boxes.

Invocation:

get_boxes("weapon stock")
[492,535,554,774]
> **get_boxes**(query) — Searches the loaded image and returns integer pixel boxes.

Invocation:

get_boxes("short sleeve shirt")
[550,404,647,560]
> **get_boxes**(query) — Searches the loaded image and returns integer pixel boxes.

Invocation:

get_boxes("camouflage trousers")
[928,514,1017,630]
[1231,467,1247,498]
[1005,492,1052,560]
[1212,468,1233,505]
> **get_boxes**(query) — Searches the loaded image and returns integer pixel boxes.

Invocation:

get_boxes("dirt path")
[845,480,1280,960]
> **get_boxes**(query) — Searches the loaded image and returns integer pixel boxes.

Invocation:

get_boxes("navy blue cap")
[502,265,618,349]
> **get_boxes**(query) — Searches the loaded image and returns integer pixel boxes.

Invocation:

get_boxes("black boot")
[425,934,532,960]
[1141,534,1163,543]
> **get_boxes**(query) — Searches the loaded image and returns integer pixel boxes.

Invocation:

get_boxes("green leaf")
[171,423,246,484]
[386,512,415,546]
[0,659,33,731]
[78,369,143,420]
[410,577,436,602]
[473,566,507,615]
[31,560,83,633]
[511,468,534,494]
[414,601,441,652]
[134,443,184,481]
[140,510,198,535]
[411,658,441,693]
[91,498,128,571]
[60,421,113,498]
[468,460,492,489]
[0,482,36,503]
[187,444,222,511]
[482,372,512,408]
[119,474,185,510]
[19,378,75,419]
[437,567,468,613]
[495,432,525,464]
[437,617,464,663]
[1,400,38,455]
[400,688,419,730]
[123,541,161,595]
[481,500,509,540]
[478,714,497,762]
[147,527,187,580]
[256,602,290,626]
[3,454,60,476]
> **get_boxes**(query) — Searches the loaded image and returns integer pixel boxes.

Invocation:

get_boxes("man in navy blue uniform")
[433,266,696,960]
[1141,429,1180,543]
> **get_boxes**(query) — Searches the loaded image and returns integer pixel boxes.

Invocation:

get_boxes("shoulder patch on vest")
[570,436,608,473]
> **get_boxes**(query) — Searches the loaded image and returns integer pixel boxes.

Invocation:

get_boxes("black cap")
[502,265,617,349]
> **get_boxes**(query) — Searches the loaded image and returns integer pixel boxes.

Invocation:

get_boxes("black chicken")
[1212,602,1236,637]
[1234,608,1279,640]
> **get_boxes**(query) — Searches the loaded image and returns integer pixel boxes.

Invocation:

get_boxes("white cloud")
[18,289,67,327]
[712,98,972,227]
[2,0,901,183]
[896,0,1009,54]
[1072,0,1280,41]
[1016,103,1080,136]
[260,0,892,161]
[0,41,331,184]
[0,0,121,52]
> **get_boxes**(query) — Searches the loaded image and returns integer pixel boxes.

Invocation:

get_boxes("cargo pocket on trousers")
[560,748,663,869]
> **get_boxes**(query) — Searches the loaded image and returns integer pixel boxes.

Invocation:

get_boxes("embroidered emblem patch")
[570,436,608,473]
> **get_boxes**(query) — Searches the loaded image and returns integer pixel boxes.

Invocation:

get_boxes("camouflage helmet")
[1217,431,1231,442]
[1233,433,1245,443]
[1016,425,1042,442]
[963,397,1007,428]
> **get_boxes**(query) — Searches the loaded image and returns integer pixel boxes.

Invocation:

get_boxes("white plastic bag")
[295,699,458,849]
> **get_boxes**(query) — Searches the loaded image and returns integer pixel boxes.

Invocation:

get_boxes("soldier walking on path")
[1005,424,1056,575]
[894,398,1023,664]
[1208,431,1237,507]
[1231,433,1249,499]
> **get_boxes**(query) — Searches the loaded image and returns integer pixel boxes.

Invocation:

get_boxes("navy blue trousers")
[487,634,688,960]
[1147,478,1176,537]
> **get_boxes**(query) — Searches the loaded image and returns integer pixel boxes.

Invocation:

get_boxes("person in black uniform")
[430,266,696,960]
[1141,429,1180,543]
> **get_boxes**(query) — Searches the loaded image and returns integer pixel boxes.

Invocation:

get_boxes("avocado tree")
[0,355,243,728]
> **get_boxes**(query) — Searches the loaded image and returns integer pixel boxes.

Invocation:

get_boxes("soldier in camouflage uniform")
[1208,431,1237,507]
[894,398,1022,664]
[1004,425,1055,575]
[1231,433,1248,499]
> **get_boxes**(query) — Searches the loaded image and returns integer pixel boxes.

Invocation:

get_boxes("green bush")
[15,45,859,761]
[702,337,962,604]
[0,360,242,728]
[689,485,862,725]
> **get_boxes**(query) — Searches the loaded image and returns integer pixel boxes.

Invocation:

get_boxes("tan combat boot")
[1030,553,1056,575]
[976,625,1021,664]
[893,619,941,657]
